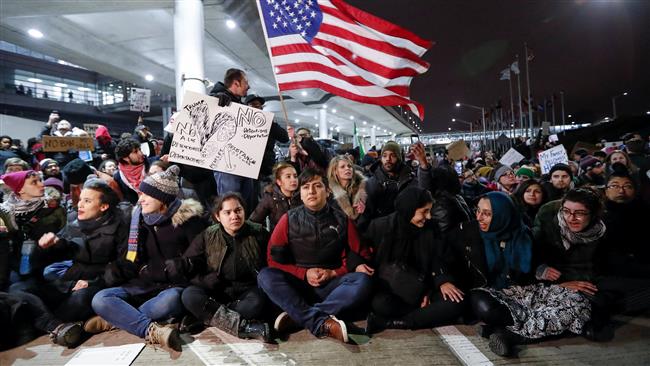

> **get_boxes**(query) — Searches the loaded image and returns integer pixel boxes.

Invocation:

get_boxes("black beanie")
[63,158,94,185]
[548,163,573,178]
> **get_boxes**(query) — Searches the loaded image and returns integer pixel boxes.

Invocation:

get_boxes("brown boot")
[319,316,348,343]
[83,316,114,334]
[145,322,182,352]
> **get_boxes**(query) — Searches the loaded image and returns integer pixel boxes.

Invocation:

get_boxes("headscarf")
[479,191,532,289]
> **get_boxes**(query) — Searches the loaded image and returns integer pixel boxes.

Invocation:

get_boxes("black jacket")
[250,185,301,232]
[601,199,650,278]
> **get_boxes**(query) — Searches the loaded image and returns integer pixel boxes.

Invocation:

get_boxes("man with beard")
[113,139,148,204]
[542,163,573,201]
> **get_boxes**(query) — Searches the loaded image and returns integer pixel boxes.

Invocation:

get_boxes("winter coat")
[329,171,367,221]
[532,200,603,282]
[461,180,490,209]
[167,221,269,298]
[542,181,568,202]
[104,199,208,295]
[45,210,129,286]
[250,185,301,231]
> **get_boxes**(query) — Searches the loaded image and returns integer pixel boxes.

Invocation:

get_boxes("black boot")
[365,312,409,335]
[476,324,495,339]
[179,314,205,334]
[50,322,84,348]
[238,319,271,342]
[582,321,614,342]
[488,328,525,357]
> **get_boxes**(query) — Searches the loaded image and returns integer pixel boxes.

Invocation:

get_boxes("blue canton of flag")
[260,0,323,43]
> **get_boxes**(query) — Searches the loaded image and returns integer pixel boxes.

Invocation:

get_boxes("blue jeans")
[257,267,372,335]
[213,171,256,213]
[43,260,73,281]
[91,287,184,338]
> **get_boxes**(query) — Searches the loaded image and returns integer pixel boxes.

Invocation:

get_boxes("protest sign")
[168,91,274,179]
[541,121,551,136]
[538,144,569,174]
[446,140,470,161]
[129,88,151,112]
[42,136,94,152]
[499,148,524,167]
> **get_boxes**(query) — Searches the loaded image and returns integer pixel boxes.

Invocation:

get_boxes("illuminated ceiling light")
[78,87,91,91]
[331,109,337,113]
[567,114,572,118]
[455,102,461,107]
[27,78,42,83]
[315,123,319,127]
[54,82,67,87]
[226,20,237,29]
[27,29,43,38]
[322,104,327,109]
[301,91,307,96]
[349,116,354,120]
[362,121,367,125]
[145,74,154,82]
[295,118,300,123]
[623,92,628,96]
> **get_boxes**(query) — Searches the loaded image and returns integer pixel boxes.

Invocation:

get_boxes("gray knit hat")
[139,165,180,204]
[381,141,402,162]
[493,165,513,183]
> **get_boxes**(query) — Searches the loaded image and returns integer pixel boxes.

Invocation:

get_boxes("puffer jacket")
[250,185,301,231]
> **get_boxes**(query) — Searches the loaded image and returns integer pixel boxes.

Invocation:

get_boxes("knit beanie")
[580,156,602,172]
[493,165,513,182]
[1,170,34,194]
[44,177,64,193]
[62,159,94,185]
[549,163,573,178]
[515,167,535,179]
[139,165,180,205]
[40,158,58,171]
[381,141,402,162]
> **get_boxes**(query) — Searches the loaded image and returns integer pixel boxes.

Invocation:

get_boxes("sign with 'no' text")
[168,91,274,179]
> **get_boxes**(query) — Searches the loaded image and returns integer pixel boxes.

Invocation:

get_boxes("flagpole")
[508,75,515,138]
[551,93,556,129]
[524,43,534,139]
[515,55,524,138]
[560,91,566,125]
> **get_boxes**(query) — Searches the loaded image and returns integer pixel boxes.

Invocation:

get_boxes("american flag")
[256,0,432,119]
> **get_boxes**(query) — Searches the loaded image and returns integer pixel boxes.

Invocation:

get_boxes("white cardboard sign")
[168,91,273,179]
[129,87,151,112]
[538,144,569,174]
[499,148,525,167]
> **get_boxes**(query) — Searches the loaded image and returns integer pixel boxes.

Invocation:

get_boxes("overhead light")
[331,109,336,113]
[567,114,572,118]
[295,118,300,123]
[78,87,91,91]
[226,20,237,29]
[54,82,67,87]
[27,78,42,83]
[349,116,354,120]
[27,29,43,39]
[322,104,327,109]
[115,93,123,98]
[452,118,456,122]
[646,111,650,115]
[315,123,319,127]
[623,92,628,96]
[145,74,154,82]
[455,102,461,107]
[301,91,307,96]
[448,127,452,131]
[362,121,367,125]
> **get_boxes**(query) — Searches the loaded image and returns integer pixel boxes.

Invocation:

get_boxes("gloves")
[217,93,232,107]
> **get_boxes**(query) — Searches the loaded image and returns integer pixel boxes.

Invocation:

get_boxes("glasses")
[503,171,515,177]
[560,207,590,220]
[476,209,492,219]
[607,184,634,191]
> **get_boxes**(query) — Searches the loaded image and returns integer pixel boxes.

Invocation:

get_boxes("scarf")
[480,192,532,289]
[557,210,606,250]
[0,193,45,229]
[126,198,182,262]
[77,211,113,233]
[118,162,145,193]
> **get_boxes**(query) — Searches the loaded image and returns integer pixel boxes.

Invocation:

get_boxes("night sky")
[347,0,650,133]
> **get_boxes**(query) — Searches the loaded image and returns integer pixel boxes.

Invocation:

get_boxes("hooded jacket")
[250,184,302,232]
[92,126,116,166]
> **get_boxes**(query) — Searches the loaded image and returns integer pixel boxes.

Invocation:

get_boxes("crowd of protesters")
[1,68,649,358]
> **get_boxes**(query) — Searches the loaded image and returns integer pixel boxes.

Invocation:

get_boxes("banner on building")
[168,91,273,179]
[129,88,151,112]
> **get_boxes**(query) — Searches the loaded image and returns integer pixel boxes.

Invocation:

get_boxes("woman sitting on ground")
[512,178,548,227]
[175,192,271,341]
[364,187,464,333]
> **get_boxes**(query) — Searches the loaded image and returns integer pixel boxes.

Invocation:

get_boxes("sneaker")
[50,322,83,348]
[273,312,299,333]
[146,322,182,352]
[319,316,348,343]
[83,315,114,334]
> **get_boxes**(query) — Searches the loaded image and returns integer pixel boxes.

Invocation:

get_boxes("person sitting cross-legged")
[257,168,374,343]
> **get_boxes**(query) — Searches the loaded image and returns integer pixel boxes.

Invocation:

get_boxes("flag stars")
[301,31,307,37]
[282,21,288,27]
[296,24,303,30]
[274,3,280,10]
[273,23,278,29]
[310,11,316,18]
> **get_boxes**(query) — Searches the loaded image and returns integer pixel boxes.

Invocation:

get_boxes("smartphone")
[454,161,463,175]
[410,134,420,144]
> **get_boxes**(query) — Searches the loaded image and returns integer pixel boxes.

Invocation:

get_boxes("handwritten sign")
[499,148,524,167]
[42,136,94,152]
[446,140,470,161]
[538,144,568,174]
[129,87,151,112]
[168,91,273,179]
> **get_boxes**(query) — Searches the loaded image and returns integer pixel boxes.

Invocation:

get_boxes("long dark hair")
[513,178,547,209]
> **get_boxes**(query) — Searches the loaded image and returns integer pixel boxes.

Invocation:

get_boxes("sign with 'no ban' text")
[168,91,274,179]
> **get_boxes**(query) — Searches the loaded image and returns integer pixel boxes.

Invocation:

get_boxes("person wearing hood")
[327,155,367,222]
[460,168,490,210]
[542,163,573,201]
[0,171,66,290]
[358,141,416,231]
[8,177,128,348]
[91,165,207,351]
[364,187,464,333]
[576,156,606,187]
[93,125,116,168]
[208,68,258,214]
[512,179,548,227]
[250,162,301,232]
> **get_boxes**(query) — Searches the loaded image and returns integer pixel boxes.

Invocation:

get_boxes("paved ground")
[2,315,649,365]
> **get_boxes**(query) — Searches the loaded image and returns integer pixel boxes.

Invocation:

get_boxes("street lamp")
[452,118,473,135]
[455,102,486,148]
[612,92,628,119]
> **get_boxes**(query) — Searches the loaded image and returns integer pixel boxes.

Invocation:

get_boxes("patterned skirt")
[476,283,591,339]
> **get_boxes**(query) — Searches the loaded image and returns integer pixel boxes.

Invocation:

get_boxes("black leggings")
[181,285,267,322]
[469,289,514,327]
[371,290,464,329]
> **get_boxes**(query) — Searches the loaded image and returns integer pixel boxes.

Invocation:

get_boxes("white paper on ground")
[65,343,145,366]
